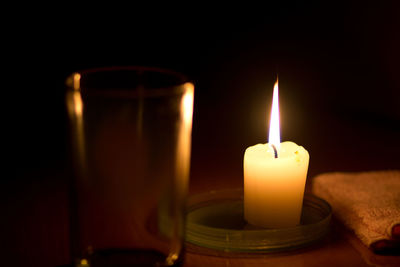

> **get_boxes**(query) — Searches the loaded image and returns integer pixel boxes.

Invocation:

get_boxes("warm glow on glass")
[171,82,194,262]
[268,80,280,150]
[66,77,87,177]
[73,73,81,90]
[79,258,89,266]
[176,82,194,178]
[181,83,194,124]
[166,253,179,266]
[73,91,83,115]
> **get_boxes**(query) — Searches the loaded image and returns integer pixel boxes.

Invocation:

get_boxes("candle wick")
[271,144,278,158]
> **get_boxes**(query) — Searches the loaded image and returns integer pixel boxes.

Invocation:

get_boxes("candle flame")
[268,79,280,151]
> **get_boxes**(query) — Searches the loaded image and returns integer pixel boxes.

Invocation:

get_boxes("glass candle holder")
[66,67,194,266]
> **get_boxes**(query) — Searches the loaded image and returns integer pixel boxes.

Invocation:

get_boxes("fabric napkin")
[312,170,400,253]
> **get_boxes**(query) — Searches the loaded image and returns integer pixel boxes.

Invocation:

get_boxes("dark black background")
[3,2,400,266]
[7,2,400,179]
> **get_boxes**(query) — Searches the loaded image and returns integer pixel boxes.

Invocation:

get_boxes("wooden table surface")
[4,162,399,267]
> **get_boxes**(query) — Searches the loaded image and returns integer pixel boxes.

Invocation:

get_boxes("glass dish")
[185,188,331,253]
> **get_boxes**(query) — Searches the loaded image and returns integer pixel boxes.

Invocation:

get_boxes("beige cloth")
[312,170,400,253]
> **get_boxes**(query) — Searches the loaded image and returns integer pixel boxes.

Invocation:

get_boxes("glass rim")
[66,66,193,98]
[79,66,188,80]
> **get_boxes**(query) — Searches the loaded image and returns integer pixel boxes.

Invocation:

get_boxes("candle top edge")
[244,141,309,160]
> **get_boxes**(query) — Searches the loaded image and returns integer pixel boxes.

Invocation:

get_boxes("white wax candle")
[243,79,309,228]
[243,141,309,228]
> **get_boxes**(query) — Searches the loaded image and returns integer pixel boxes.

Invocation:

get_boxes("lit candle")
[244,80,309,228]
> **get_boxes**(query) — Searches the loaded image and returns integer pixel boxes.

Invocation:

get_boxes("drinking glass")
[66,67,194,266]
